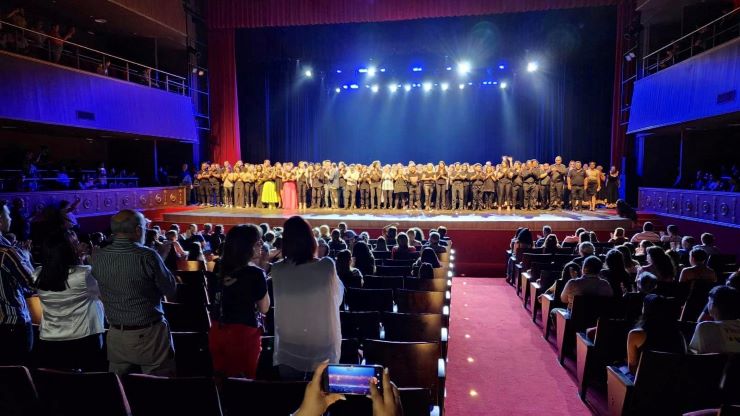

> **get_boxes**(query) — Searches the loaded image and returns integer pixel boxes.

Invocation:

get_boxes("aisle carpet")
[444,278,592,416]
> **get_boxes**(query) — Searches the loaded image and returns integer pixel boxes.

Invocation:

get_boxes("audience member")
[626,294,687,374]
[542,234,560,254]
[91,209,176,376]
[678,248,717,284]
[336,249,363,288]
[600,249,632,296]
[0,200,35,365]
[638,246,676,282]
[375,236,388,252]
[535,225,553,247]
[573,242,595,265]
[158,230,187,271]
[630,221,660,243]
[415,247,441,269]
[689,286,740,353]
[351,241,376,277]
[391,232,417,260]
[9,198,30,242]
[697,232,720,255]
[417,262,435,279]
[609,227,627,245]
[560,256,613,309]
[209,224,270,379]
[270,216,344,380]
[562,227,586,245]
[328,229,348,252]
[660,224,682,250]
[33,230,105,371]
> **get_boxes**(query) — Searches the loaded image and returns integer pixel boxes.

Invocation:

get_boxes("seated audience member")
[542,261,581,298]
[291,361,403,416]
[689,286,740,354]
[415,247,441,269]
[626,294,687,374]
[59,199,80,230]
[623,272,659,322]
[270,216,344,380]
[375,236,389,252]
[600,249,632,296]
[263,231,276,249]
[391,232,417,260]
[336,249,363,288]
[677,235,696,260]
[573,242,596,265]
[678,248,717,284]
[183,224,206,251]
[328,229,348,252]
[417,263,435,279]
[384,224,398,246]
[406,229,423,251]
[535,225,553,247]
[697,232,721,256]
[562,228,586,245]
[319,225,331,242]
[342,230,358,251]
[609,227,628,245]
[630,222,661,244]
[158,230,188,271]
[34,231,106,371]
[351,241,376,277]
[542,234,560,254]
[252,241,271,270]
[437,226,449,241]
[316,239,330,258]
[91,209,176,376]
[0,200,35,365]
[337,222,348,235]
[187,242,208,269]
[560,256,613,309]
[638,246,676,283]
[209,224,270,379]
[201,223,213,238]
[660,224,682,250]
[513,228,533,259]
[210,224,226,255]
[424,232,447,254]
[636,240,653,256]
[697,271,738,322]
[144,229,161,250]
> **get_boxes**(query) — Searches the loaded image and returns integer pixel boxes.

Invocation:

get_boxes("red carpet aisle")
[444,279,592,416]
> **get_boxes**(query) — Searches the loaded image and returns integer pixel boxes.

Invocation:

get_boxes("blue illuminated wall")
[236,7,616,164]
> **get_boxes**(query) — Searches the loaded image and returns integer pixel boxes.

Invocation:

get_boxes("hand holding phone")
[322,364,383,395]
[369,367,402,416]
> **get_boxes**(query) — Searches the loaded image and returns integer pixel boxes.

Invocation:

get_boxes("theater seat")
[223,379,306,416]
[363,276,404,290]
[395,289,446,314]
[0,366,39,416]
[163,301,211,332]
[171,331,213,377]
[34,368,131,416]
[123,374,222,416]
[381,312,445,344]
[404,277,449,292]
[575,318,630,400]
[555,295,615,364]
[340,311,381,340]
[345,288,394,312]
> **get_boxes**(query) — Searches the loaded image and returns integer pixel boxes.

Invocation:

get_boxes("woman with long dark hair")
[415,247,441,269]
[638,246,676,282]
[600,249,632,296]
[626,294,686,373]
[270,216,344,380]
[34,230,105,371]
[335,249,363,288]
[391,232,417,260]
[351,241,376,277]
[209,224,270,379]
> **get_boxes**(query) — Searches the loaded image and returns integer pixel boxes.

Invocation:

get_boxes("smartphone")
[321,364,383,395]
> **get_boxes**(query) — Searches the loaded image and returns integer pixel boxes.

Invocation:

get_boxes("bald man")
[91,209,177,376]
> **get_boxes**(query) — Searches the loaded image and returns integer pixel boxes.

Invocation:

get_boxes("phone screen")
[322,364,383,395]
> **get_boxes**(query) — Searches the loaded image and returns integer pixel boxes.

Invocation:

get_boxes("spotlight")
[446,66,452,71]
[358,68,368,73]
[367,67,377,77]
[371,84,379,93]
[499,64,505,69]
[342,85,348,89]
[336,69,342,74]
[404,84,412,92]
[335,87,341,93]
[350,84,359,89]
[198,70,204,76]
[192,67,198,74]
[500,81,508,89]
[304,69,313,77]
[380,68,386,72]
[412,67,423,72]
[422,82,432,92]
[526,62,539,73]
[440,82,449,91]
[457,61,472,76]
[388,84,398,93]
[458,83,465,90]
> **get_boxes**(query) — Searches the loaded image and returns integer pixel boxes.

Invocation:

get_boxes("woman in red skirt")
[209,224,270,379]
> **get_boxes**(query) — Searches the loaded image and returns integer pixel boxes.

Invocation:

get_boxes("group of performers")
[193,157,620,212]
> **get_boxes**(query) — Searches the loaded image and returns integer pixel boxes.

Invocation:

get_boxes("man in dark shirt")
[0,200,35,365]
[91,209,177,376]
[549,156,567,210]
[522,160,538,210]
[451,164,465,211]
[539,162,551,209]
[568,161,587,211]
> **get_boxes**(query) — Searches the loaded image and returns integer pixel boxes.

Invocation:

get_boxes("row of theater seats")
[6,239,456,416]
[505,245,739,415]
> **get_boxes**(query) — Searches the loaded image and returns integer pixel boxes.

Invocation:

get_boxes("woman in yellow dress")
[261,166,279,209]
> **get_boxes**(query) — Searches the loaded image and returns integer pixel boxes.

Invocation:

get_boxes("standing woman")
[498,162,513,212]
[296,162,309,210]
[281,165,298,210]
[255,165,265,207]
[435,162,449,210]
[482,164,496,210]
[243,165,255,208]
[393,165,408,210]
[209,224,270,379]
[606,165,620,208]
[584,161,601,212]
[381,165,394,210]
[261,167,279,209]
[233,166,245,208]
[34,230,106,371]
[274,162,284,209]
[196,163,210,206]
[270,216,344,380]
[421,164,436,211]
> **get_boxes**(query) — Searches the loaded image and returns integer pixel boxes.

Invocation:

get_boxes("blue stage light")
[457,61,472,76]
[367,67,377,77]
[412,67,423,72]
[440,82,449,91]
[358,68,368,73]
[389,84,398,93]
[458,83,465,90]
[380,68,386,72]
[404,84,412,92]
[342,85,348,89]
[498,64,505,70]
[336,69,342,74]
[446,66,452,71]
[304,69,313,77]
[350,84,359,89]
[500,81,508,89]
[371,84,380,93]
[335,87,341,93]
[423,82,433,92]
[527,62,539,72]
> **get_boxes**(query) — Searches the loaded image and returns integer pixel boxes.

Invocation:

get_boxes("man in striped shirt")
[0,200,35,365]
[91,209,177,376]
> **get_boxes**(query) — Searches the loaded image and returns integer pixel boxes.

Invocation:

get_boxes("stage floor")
[161,207,632,232]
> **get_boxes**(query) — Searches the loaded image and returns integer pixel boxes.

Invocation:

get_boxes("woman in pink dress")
[280,165,298,210]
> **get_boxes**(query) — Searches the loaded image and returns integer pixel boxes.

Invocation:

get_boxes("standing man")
[539,162,551,209]
[196,163,210,206]
[435,162,449,210]
[407,164,421,210]
[344,165,360,210]
[369,162,382,210]
[0,200,35,365]
[521,160,536,210]
[91,209,177,376]
[549,156,567,210]
[327,163,340,209]
[568,161,587,211]
[450,164,465,211]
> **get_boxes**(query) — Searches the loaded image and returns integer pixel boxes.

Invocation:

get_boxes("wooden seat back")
[382,312,444,343]
[34,368,131,416]
[395,289,446,314]
[345,288,394,312]
[340,311,381,340]
[123,374,222,416]
[223,379,306,416]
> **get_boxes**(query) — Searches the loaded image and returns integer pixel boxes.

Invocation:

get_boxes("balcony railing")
[0,19,188,95]
[642,7,740,77]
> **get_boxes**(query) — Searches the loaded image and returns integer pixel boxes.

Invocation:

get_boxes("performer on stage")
[421,164,435,211]
[381,165,393,209]
[281,164,298,210]
[261,166,279,209]
[585,161,601,212]
[196,162,210,206]
[435,162,448,210]
[568,161,586,211]
[549,156,567,210]
[606,165,620,208]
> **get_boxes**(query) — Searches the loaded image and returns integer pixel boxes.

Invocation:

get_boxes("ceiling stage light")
[500,81,508,89]
[457,61,472,76]
[404,84,412,92]
[304,69,313,77]
[499,64,505,69]
[335,87,341,93]
[440,82,449,91]
[367,67,377,77]
[422,82,432,92]
[389,84,398,93]
[526,62,539,72]
[371,84,379,93]
[458,83,465,90]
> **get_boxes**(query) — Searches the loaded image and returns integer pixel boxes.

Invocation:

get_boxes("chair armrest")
[576,332,596,395]
[607,366,634,416]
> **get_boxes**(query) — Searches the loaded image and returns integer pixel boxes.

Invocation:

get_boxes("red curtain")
[207,29,242,164]
[208,0,617,29]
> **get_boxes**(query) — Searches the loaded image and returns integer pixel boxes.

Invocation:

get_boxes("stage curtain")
[208,0,617,29]
[207,29,242,163]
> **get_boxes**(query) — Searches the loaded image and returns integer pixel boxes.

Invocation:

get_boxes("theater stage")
[159,207,633,276]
